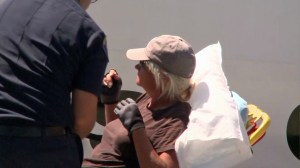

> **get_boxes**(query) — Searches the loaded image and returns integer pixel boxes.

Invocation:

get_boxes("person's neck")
[147,91,176,110]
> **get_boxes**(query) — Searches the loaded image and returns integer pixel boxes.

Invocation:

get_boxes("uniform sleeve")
[73,29,109,96]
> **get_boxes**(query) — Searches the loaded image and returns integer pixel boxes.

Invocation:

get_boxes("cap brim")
[126,48,149,61]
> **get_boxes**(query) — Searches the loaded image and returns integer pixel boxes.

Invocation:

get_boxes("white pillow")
[175,42,252,168]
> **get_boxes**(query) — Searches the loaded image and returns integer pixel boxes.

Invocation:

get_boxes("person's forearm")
[72,89,98,139]
[104,104,118,124]
[74,116,96,139]
[132,128,174,168]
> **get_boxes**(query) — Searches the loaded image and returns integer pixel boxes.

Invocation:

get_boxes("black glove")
[100,71,122,104]
[114,98,145,133]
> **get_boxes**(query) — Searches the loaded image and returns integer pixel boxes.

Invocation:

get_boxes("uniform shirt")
[0,0,108,127]
[84,93,191,168]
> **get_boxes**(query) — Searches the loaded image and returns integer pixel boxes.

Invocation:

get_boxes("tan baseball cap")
[126,35,196,78]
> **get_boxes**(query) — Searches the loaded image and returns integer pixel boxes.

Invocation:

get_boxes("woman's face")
[135,61,156,92]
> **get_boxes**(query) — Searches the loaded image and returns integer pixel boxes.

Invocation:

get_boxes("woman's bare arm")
[104,103,118,124]
[132,128,179,168]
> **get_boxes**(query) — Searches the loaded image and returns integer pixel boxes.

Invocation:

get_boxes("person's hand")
[100,69,122,104]
[114,98,145,133]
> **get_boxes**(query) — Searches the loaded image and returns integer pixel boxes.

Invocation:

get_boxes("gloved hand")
[100,69,122,104]
[114,98,145,133]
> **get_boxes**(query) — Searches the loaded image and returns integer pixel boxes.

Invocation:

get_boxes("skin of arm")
[104,104,118,124]
[102,69,121,125]
[72,89,98,139]
[132,128,180,168]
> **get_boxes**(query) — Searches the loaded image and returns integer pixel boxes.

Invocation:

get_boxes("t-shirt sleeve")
[153,118,187,153]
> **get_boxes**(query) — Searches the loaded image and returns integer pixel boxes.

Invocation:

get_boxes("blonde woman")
[83,35,196,168]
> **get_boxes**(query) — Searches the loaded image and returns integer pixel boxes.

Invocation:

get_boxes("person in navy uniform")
[0,0,108,167]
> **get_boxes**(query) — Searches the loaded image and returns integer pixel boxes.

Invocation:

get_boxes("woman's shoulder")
[174,101,191,114]
[153,101,191,120]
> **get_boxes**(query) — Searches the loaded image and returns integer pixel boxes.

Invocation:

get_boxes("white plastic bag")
[175,42,252,168]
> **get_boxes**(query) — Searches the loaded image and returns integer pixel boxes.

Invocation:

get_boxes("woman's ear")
[160,71,170,81]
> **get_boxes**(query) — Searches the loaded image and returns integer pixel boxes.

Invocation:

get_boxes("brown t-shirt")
[84,93,191,168]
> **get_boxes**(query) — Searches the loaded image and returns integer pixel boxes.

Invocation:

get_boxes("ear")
[160,71,170,81]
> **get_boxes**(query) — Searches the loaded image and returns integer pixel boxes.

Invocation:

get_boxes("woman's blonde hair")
[145,61,194,102]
